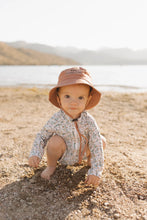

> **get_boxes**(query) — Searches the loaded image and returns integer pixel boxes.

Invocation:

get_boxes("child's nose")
[70,98,78,105]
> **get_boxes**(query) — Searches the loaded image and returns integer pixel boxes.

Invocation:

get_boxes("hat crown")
[57,67,93,86]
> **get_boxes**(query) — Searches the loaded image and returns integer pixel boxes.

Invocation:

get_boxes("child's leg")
[41,135,66,180]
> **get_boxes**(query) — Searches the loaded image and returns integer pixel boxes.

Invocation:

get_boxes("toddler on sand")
[29,67,106,187]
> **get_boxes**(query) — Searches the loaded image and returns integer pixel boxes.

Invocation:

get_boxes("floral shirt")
[30,110,104,177]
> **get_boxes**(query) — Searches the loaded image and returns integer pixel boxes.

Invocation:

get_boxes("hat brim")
[49,82,101,110]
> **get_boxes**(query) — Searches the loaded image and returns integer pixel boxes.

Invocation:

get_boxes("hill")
[7,41,147,65]
[0,42,78,65]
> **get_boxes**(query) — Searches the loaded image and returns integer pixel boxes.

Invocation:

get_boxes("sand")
[0,87,147,220]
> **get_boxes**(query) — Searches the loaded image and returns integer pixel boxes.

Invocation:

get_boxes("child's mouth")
[70,108,77,110]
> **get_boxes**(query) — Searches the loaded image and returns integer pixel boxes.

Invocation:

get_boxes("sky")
[0,0,147,50]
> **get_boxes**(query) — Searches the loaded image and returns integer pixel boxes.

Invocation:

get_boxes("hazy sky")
[0,0,147,50]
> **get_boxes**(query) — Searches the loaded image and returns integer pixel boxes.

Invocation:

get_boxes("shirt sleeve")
[87,115,104,178]
[29,115,56,159]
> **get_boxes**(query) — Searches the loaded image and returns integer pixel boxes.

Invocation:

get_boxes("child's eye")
[65,95,70,98]
[78,96,84,100]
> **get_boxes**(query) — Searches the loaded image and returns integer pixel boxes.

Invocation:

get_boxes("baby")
[29,67,106,187]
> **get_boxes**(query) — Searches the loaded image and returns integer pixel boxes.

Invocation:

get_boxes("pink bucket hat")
[49,67,101,110]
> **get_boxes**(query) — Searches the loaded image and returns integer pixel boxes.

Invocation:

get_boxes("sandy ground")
[0,87,147,220]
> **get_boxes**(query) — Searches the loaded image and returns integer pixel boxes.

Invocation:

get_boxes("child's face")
[58,84,90,119]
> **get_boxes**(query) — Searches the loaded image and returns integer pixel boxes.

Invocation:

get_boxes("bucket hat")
[49,67,101,110]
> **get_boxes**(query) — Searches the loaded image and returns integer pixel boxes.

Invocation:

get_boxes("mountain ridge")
[0,42,78,65]
[6,41,147,65]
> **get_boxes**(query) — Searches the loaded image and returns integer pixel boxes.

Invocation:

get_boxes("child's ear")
[88,95,92,102]
[86,95,92,106]
[57,95,61,107]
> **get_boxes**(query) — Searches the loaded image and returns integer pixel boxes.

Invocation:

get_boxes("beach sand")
[0,87,147,219]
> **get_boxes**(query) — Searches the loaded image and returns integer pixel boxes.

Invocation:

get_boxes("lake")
[0,65,147,92]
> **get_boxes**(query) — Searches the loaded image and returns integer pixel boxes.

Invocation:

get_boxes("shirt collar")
[60,109,85,122]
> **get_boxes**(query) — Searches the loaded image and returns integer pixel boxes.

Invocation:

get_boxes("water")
[0,65,147,92]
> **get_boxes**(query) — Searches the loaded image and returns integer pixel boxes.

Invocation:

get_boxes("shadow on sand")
[0,164,96,220]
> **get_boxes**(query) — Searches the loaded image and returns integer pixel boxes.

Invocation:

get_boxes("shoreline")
[0,84,147,93]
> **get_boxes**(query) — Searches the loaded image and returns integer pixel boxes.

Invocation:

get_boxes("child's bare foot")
[41,166,56,180]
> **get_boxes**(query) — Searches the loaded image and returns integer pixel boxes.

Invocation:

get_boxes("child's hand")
[85,175,100,187]
[28,156,40,168]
